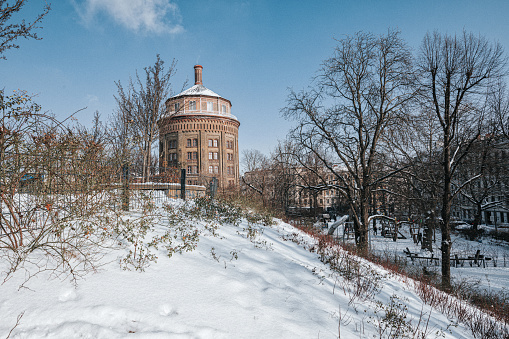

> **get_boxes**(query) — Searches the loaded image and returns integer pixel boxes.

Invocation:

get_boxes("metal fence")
[0,156,218,240]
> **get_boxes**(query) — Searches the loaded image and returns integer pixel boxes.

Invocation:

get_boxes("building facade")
[158,65,240,188]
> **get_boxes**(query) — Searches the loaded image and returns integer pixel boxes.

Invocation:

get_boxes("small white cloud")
[86,94,99,104]
[74,0,184,35]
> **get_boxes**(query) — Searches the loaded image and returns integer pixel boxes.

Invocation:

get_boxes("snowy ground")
[329,222,509,296]
[0,201,496,338]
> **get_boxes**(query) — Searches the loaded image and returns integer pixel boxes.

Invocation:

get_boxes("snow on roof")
[172,84,222,98]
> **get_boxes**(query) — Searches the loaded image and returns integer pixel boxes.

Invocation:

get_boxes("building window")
[209,165,213,174]
[209,152,218,160]
[174,102,180,112]
[186,152,197,160]
[169,153,177,161]
[214,165,219,174]
[221,104,227,114]
[187,138,197,147]
[227,153,233,161]
[187,166,198,174]
[189,101,196,110]
[226,140,233,149]
[207,102,213,111]
[208,139,218,147]
[169,140,177,149]
[208,152,213,160]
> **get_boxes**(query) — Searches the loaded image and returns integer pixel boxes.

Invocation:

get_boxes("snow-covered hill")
[0,200,487,338]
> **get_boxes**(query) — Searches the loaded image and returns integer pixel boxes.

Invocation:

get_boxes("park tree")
[455,133,506,236]
[282,30,415,253]
[417,31,506,290]
[387,106,443,252]
[114,55,178,181]
[241,149,273,208]
[0,0,50,59]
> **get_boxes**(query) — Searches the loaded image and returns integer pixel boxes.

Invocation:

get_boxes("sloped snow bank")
[0,207,476,338]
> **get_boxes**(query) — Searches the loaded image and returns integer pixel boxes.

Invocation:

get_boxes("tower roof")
[164,65,238,121]
[173,83,221,98]
[171,65,225,100]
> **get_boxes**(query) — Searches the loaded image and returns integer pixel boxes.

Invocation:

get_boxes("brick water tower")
[158,65,240,188]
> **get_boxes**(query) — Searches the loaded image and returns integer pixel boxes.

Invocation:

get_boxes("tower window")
[207,102,213,111]
[189,101,197,110]
[187,166,198,174]
[174,102,180,112]
[221,105,227,114]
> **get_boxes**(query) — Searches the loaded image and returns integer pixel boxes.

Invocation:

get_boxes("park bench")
[451,250,492,268]
[404,247,439,265]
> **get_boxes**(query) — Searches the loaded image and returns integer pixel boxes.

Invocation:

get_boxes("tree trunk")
[472,203,482,232]
[357,191,370,255]
[441,137,452,291]
[422,211,434,252]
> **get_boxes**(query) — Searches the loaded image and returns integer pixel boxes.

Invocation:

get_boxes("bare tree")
[283,30,415,253]
[418,31,506,290]
[386,106,443,252]
[0,0,50,59]
[241,149,272,207]
[492,80,509,140]
[114,55,178,181]
[270,140,298,212]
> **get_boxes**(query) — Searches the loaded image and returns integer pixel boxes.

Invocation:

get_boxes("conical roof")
[172,84,221,98]
[164,65,238,121]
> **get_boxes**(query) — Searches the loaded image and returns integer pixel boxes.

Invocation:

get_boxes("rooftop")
[165,65,238,122]
[173,84,221,98]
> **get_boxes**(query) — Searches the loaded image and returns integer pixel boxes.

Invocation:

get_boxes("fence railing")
[0,157,218,239]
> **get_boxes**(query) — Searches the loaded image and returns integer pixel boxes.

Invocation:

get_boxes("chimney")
[194,65,203,85]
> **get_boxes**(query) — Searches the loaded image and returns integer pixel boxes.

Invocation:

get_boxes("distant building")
[158,65,240,188]
[451,137,509,225]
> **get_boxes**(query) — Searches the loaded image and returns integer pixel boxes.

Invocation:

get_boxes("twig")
[6,310,25,339]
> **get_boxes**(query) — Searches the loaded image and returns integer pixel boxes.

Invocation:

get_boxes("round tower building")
[158,65,240,188]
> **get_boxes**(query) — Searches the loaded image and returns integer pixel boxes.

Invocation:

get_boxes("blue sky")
[3,0,509,157]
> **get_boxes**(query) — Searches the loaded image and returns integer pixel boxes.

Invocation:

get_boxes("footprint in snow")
[159,304,178,316]
[58,288,78,302]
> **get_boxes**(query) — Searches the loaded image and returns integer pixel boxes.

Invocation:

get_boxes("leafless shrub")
[0,90,121,285]
[415,280,509,338]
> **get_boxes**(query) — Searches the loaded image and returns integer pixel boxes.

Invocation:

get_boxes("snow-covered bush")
[110,196,275,272]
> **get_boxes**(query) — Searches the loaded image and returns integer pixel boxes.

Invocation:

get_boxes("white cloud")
[74,0,184,35]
